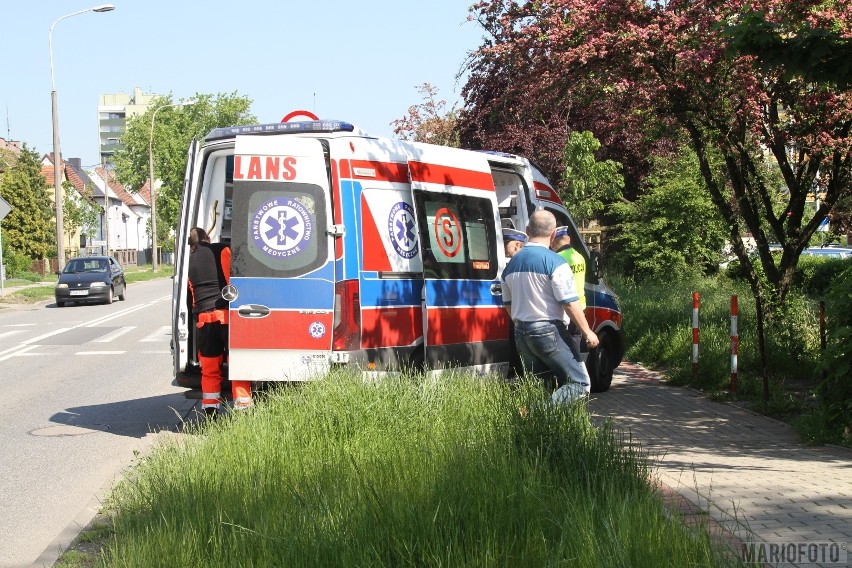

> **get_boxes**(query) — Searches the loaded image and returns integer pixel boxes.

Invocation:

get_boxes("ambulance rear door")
[171,138,199,386]
[228,135,335,381]
[408,145,511,376]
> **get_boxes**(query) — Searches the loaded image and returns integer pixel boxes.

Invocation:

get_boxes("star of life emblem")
[251,197,313,258]
[388,201,418,259]
[309,321,326,339]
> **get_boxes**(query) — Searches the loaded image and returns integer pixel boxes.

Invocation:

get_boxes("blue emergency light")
[205,120,356,142]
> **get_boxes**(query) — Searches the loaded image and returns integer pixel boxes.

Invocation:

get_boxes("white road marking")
[0,345,40,362]
[76,351,126,355]
[92,326,137,342]
[140,326,170,343]
[0,330,27,340]
[0,327,71,357]
[0,295,168,360]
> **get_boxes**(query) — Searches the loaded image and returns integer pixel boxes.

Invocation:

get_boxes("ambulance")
[171,115,624,394]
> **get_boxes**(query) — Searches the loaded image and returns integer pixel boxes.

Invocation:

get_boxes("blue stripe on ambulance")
[424,280,501,308]
[231,263,335,310]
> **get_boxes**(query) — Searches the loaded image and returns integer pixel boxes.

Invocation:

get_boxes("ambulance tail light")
[333,279,361,351]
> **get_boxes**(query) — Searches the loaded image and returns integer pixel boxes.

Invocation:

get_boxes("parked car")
[801,246,852,260]
[55,256,126,307]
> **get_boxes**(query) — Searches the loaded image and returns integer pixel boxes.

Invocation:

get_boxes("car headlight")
[56,283,68,289]
[90,282,107,288]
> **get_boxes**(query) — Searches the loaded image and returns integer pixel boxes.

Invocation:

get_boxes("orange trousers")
[200,354,253,411]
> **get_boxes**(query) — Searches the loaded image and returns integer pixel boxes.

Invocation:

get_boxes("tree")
[463,0,851,400]
[0,145,53,259]
[561,131,624,227]
[611,146,729,279]
[113,92,256,247]
[62,180,100,247]
[458,4,681,202]
[392,83,461,147]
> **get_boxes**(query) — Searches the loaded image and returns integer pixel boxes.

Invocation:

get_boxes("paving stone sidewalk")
[588,361,851,567]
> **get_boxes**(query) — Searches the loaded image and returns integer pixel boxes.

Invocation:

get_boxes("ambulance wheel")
[587,332,615,393]
[407,346,425,376]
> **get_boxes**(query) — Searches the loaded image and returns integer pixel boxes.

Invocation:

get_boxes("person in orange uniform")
[187,227,253,416]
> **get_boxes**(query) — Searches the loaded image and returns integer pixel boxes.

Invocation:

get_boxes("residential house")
[41,153,94,259]
[0,137,22,173]
[88,166,152,265]
[41,155,152,265]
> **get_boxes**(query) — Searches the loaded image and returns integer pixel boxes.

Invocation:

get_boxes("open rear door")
[408,145,511,376]
[228,135,335,381]
[172,139,199,386]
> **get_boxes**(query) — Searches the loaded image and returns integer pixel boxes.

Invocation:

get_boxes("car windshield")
[64,259,107,273]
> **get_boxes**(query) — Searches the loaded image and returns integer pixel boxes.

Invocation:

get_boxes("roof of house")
[93,166,150,209]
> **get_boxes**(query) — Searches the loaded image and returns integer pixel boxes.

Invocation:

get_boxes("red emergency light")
[282,110,320,122]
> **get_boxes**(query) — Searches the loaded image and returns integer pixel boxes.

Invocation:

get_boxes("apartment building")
[97,87,161,165]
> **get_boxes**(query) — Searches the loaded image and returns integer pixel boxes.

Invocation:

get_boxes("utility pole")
[102,163,110,257]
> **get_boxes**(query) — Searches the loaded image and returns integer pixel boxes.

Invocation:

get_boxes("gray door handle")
[237,304,270,318]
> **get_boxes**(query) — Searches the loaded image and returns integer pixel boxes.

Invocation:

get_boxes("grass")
[59,370,740,567]
[609,272,847,446]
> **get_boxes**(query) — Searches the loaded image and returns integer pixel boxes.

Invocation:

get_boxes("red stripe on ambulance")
[360,192,393,271]
[586,307,622,330]
[361,307,422,348]
[330,159,344,258]
[229,311,334,349]
[533,180,561,204]
[409,162,495,191]
[349,160,409,183]
[426,307,510,345]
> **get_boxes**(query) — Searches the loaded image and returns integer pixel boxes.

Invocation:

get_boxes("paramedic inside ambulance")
[502,228,528,258]
[187,227,253,416]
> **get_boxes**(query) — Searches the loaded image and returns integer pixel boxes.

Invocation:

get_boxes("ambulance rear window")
[414,191,498,280]
[229,180,328,278]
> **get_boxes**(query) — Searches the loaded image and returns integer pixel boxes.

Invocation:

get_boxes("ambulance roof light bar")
[205,120,356,142]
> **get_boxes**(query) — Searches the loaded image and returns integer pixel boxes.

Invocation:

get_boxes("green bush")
[1,244,32,278]
[725,252,848,300]
[793,256,850,297]
[815,265,852,444]
[612,273,821,389]
[11,271,44,283]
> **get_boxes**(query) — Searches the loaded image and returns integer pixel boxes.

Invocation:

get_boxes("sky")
[3,0,485,169]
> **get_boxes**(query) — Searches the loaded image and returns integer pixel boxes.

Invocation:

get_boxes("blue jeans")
[514,320,591,391]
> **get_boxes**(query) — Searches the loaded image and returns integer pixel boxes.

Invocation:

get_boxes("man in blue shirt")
[501,210,599,401]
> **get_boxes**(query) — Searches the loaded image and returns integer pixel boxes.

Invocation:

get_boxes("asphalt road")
[0,278,196,568]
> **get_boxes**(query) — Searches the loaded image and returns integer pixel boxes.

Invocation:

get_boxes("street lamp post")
[50,4,115,272]
[149,100,194,272]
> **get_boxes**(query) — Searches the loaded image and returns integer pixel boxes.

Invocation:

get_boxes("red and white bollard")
[692,292,700,378]
[730,295,738,392]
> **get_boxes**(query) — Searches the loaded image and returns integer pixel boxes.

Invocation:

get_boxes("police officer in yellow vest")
[551,226,588,360]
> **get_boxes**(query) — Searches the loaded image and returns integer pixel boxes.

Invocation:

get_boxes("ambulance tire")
[587,332,614,393]
[407,346,426,376]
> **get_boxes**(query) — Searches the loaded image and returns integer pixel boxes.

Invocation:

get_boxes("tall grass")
[97,371,736,567]
[611,273,821,393]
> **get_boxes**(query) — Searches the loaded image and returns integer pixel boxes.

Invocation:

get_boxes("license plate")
[70,290,88,296]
